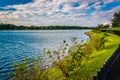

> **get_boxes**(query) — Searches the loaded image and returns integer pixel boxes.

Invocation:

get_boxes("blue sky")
[0,0,33,7]
[0,0,120,26]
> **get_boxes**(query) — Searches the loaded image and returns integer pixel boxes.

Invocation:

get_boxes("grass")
[68,31,120,80]
[45,31,120,80]
[42,68,64,80]
[112,27,120,31]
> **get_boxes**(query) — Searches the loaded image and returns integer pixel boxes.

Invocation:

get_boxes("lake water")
[0,30,89,80]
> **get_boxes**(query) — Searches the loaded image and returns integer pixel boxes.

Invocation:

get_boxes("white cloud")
[103,0,114,4]
[90,1,103,10]
[103,0,120,5]
[91,6,120,24]
[0,0,120,26]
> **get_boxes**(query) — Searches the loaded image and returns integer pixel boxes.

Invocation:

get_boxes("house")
[102,22,112,30]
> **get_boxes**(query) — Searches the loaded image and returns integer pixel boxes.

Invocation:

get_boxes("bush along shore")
[10,30,120,80]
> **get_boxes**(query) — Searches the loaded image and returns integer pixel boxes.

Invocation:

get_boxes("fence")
[93,45,120,80]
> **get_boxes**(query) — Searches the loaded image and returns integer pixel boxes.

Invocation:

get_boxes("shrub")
[45,40,70,78]
[11,57,48,80]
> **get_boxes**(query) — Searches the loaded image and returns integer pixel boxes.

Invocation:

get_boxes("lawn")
[43,31,120,80]
[112,27,120,31]
[68,31,120,80]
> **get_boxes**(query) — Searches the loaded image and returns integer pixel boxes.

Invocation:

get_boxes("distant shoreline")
[0,29,92,30]
[0,23,96,30]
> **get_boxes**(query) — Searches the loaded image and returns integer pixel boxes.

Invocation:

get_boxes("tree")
[112,11,120,27]
[98,24,104,29]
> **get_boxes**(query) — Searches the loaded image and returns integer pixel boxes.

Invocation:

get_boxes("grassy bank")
[42,31,120,80]
[12,30,120,80]
[112,27,120,31]
[46,31,120,80]
[69,31,120,80]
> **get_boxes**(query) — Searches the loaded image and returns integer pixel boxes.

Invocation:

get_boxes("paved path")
[101,30,120,36]
[111,30,120,36]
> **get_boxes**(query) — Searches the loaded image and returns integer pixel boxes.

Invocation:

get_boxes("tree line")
[0,23,94,30]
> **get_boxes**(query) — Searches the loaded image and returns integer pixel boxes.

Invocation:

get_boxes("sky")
[0,0,120,27]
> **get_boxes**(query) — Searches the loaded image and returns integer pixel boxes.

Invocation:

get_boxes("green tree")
[112,11,120,27]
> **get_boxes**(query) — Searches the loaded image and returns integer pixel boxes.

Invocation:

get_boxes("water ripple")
[0,30,89,80]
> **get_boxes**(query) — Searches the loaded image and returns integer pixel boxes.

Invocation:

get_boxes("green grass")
[41,31,120,80]
[42,68,64,80]
[112,27,120,31]
[42,31,120,80]
[68,31,120,80]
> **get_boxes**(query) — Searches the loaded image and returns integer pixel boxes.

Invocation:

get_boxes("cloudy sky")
[0,0,120,26]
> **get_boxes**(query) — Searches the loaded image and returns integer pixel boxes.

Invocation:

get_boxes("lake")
[0,30,89,80]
